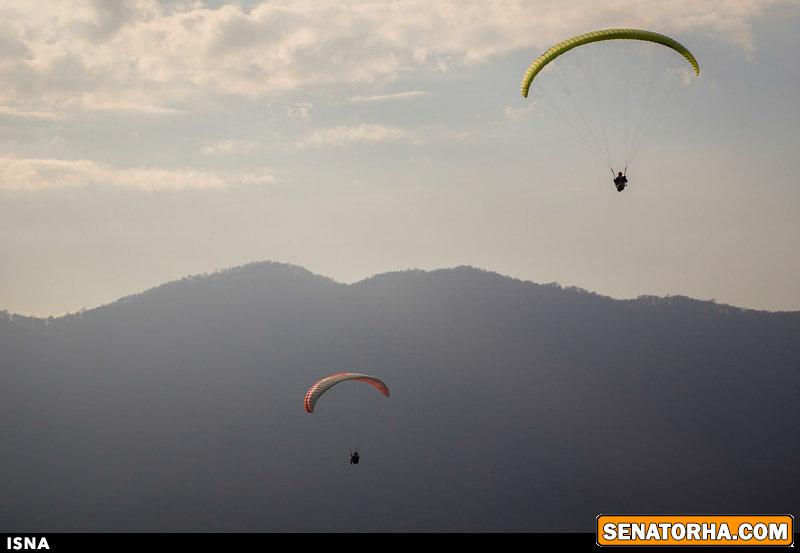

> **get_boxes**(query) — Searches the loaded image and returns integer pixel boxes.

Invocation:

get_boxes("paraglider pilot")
[350,450,360,465]
[613,171,628,192]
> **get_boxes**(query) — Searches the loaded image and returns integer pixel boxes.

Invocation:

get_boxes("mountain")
[1,261,798,532]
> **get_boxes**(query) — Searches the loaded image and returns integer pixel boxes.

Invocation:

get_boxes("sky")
[1,0,799,316]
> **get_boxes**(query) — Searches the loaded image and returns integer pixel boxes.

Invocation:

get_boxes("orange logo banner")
[596,515,794,546]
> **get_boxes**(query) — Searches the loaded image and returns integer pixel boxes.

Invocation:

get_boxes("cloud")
[286,102,313,119]
[297,123,414,148]
[350,91,428,103]
[66,97,184,114]
[240,173,277,185]
[503,102,541,121]
[201,140,262,155]
[0,0,788,116]
[0,106,65,121]
[0,156,275,191]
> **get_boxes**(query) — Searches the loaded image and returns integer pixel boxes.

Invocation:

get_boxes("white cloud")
[503,102,541,121]
[240,173,277,185]
[350,91,428,103]
[201,140,261,155]
[286,102,313,119]
[65,96,184,114]
[0,106,65,121]
[0,0,787,115]
[297,123,414,148]
[0,156,275,191]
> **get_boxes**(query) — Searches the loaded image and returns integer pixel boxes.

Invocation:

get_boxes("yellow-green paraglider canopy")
[521,29,699,98]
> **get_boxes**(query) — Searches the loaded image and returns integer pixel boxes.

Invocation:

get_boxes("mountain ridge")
[2,260,795,324]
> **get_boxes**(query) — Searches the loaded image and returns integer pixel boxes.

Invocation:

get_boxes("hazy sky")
[1,0,799,316]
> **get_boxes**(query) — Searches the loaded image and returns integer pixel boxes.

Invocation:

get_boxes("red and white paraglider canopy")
[304,372,390,413]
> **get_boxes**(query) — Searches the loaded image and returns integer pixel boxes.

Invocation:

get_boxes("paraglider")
[521,29,699,99]
[304,372,390,464]
[304,372,390,413]
[614,171,628,192]
[520,29,699,191]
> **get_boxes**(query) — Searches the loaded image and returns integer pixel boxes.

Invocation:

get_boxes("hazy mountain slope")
[1,261,798,532]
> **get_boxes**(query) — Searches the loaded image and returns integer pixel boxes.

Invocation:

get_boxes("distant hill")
[1,261,798,531]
